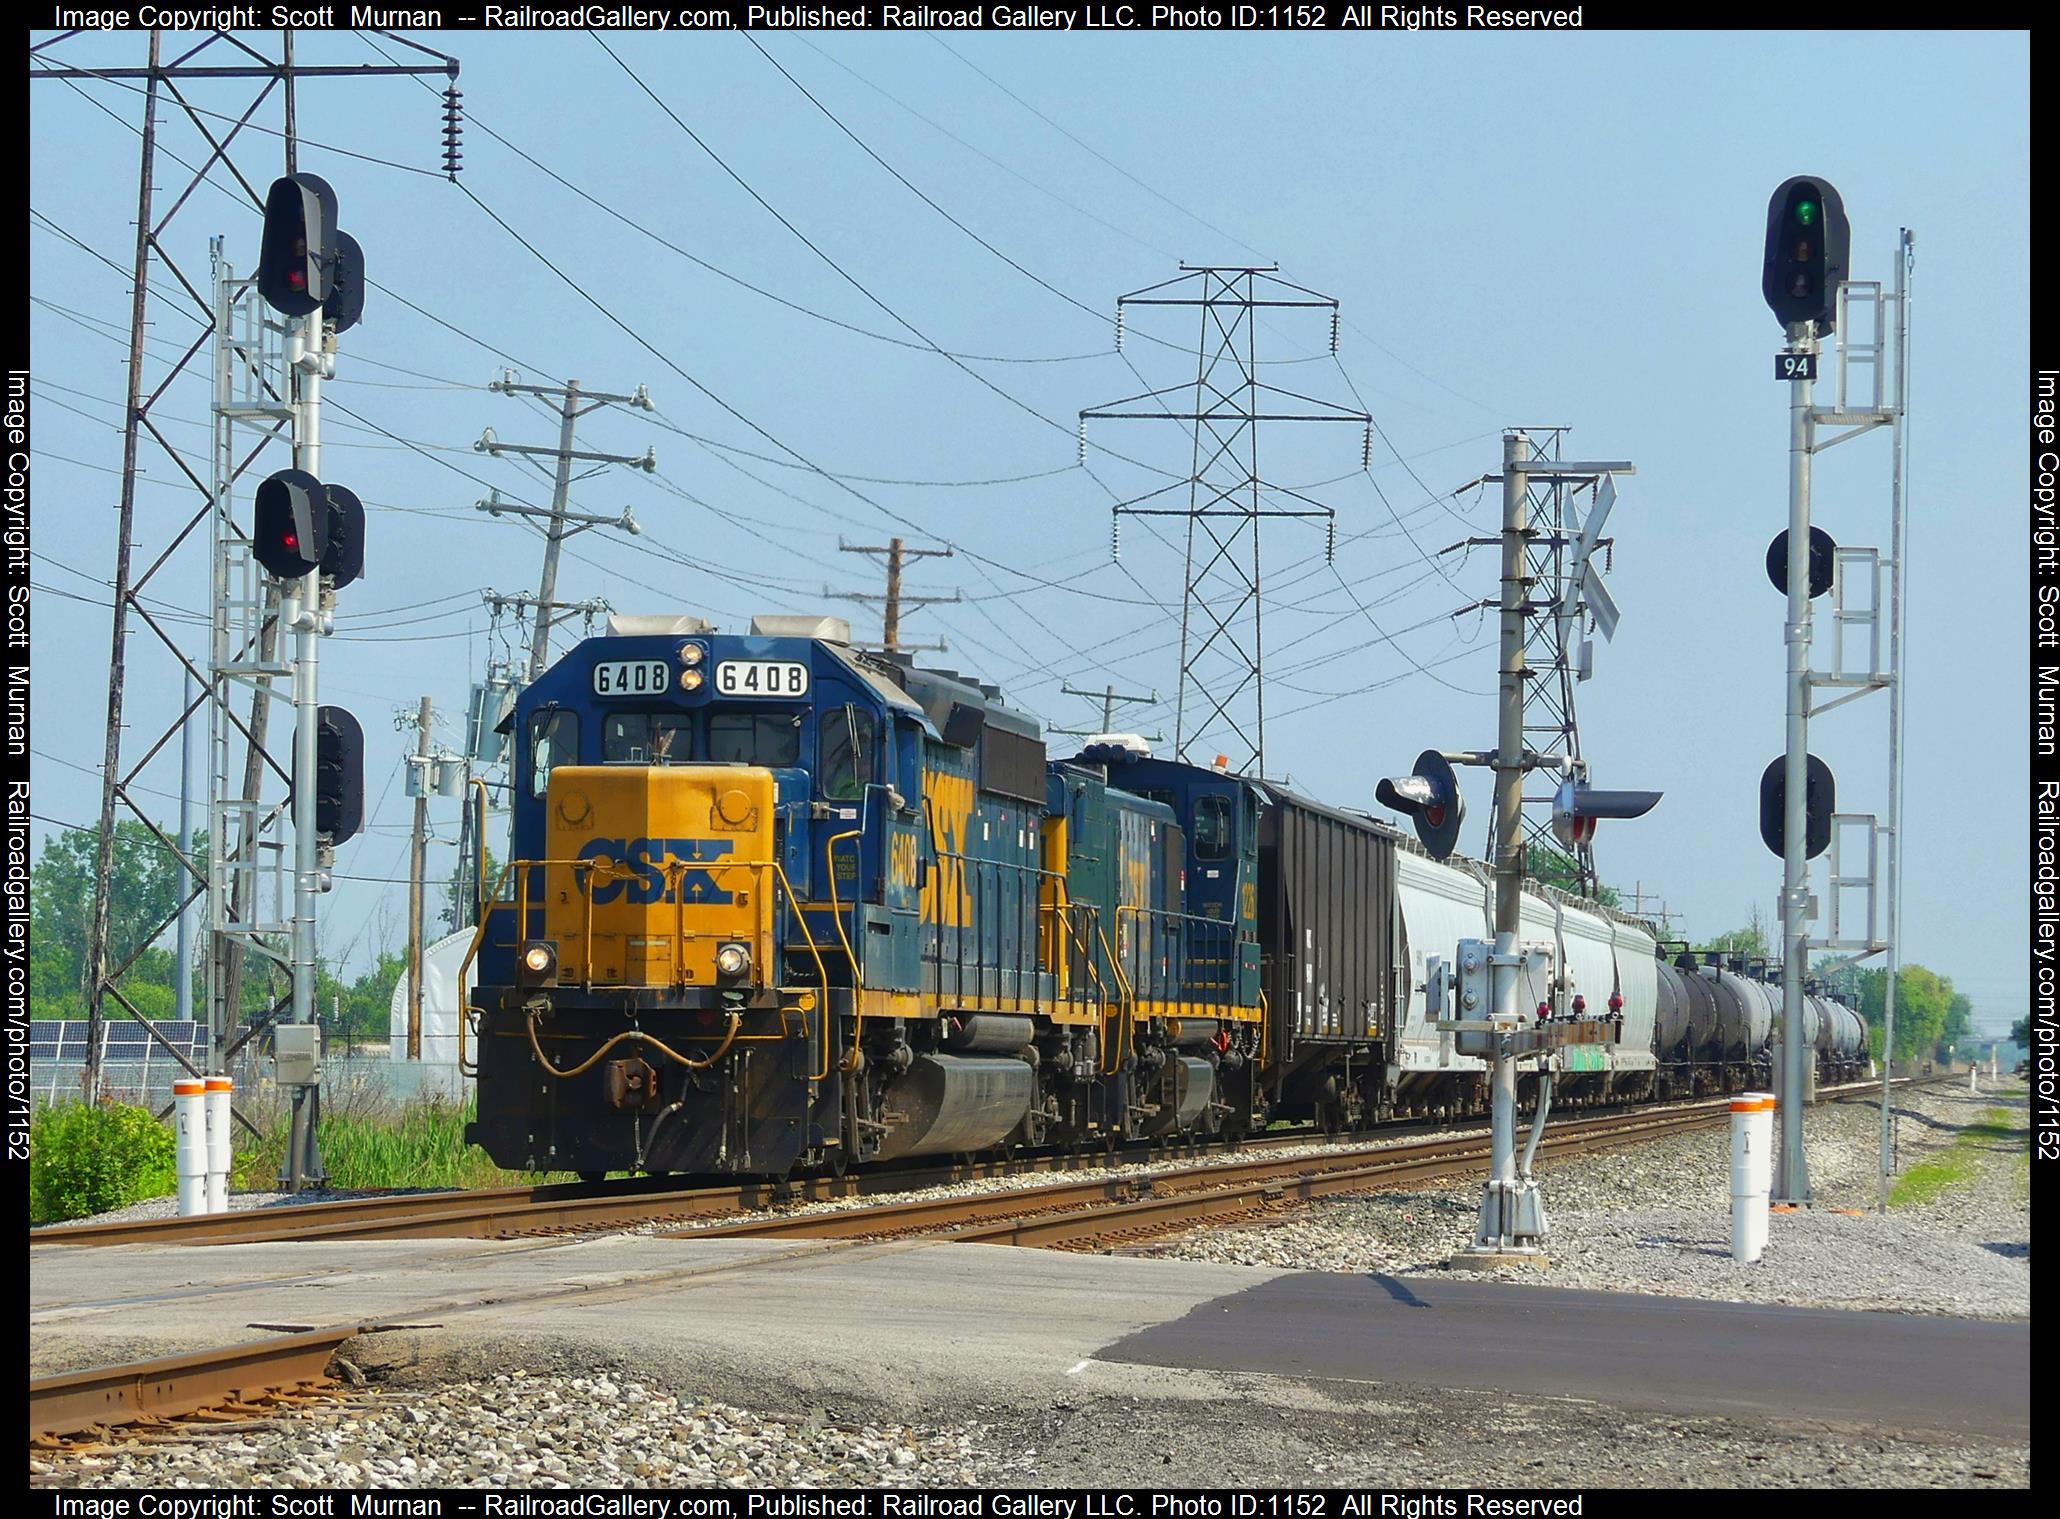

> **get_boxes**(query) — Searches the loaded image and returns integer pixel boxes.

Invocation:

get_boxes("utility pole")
[474,374,654,682]
[1081,265,1367,777]
[832,538,957,652]
[1049,682,1163,741]
[405,697,433,1062]
[1380,433,1647,1262]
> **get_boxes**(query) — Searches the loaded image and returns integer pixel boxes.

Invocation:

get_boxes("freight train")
[462,615,1865,1179]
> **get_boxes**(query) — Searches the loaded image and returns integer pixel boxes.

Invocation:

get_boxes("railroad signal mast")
[1756,178,1913,1210]
[1379,435,1658,1260]
[249,170,369,1190]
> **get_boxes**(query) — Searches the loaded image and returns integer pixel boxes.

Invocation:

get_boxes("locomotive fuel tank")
[871,1054,1035,1162]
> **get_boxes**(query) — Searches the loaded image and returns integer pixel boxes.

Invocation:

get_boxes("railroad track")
[675,1100,1737,1248]
[28,1123,1372,1250]
[26,1076,1933,1444]
[32,1080,1919,1252]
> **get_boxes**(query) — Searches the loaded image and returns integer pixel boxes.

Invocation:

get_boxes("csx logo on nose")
[577,838,736,905]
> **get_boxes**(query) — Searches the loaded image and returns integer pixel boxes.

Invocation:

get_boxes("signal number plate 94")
[592,660,671,696]
[716,660,809,698]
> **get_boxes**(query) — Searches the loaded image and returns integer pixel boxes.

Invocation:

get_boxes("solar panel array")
[29,1020,210,1063]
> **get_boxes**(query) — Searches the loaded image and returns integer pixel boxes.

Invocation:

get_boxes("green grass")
[1891,1104,2019,1209]
[232,1094,576,1192]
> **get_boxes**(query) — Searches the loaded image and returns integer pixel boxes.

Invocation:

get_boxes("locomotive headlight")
[519,940,559,985]
[680,668,705,691]
[715,942,751,979]
[679,641,706,668]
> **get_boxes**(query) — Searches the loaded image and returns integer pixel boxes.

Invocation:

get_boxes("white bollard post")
[1731,1093,1775,1263]
[204,1076,233,1214]
[173,1079,207,1217]
[1749,1094,1775,1259]
[1969,1064,1979,1093]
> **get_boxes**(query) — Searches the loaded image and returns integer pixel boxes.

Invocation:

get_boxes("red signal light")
[282,531,298,552]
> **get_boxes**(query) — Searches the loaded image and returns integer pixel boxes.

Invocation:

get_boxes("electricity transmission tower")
[1081,265,1367,777]
[1511,429,1619,897]
[30,28,459,1106]
[831,537,958,653]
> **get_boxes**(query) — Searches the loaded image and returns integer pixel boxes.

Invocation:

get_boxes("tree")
[1843,963,1961,1063]
[1524,843,1622,908]
[30,822,199,1016]
[2012,1017,2032,1047]
[1705,922,1771,961]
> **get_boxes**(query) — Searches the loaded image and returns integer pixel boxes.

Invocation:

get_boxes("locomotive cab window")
[527,709,579,799]
[819,705,877,801]
[709,711,802,767]
[1194,793,1233,860]
[601,711,693,764]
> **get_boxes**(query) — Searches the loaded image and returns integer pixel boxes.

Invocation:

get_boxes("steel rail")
[31,1080,1921,1251]
[29,1325,360,1443]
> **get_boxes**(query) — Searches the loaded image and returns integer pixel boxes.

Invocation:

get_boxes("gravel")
[648,1125,1502,1237]
[1144,1080,2032,1318]
[31,1372,987,1489]
[970,1379,2030,1489]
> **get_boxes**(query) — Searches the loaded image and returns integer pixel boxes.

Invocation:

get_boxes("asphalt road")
[1099,1271,2031,1441]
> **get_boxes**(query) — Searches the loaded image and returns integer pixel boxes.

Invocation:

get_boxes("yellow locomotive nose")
[542,765,776,988]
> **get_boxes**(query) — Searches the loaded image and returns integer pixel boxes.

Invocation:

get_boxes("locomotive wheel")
[577,1170,608,1185]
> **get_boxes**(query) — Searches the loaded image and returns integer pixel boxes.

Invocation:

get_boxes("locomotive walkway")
[31,1228,2028,1446]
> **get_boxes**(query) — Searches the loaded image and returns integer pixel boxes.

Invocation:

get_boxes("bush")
[30,1102,178,1225]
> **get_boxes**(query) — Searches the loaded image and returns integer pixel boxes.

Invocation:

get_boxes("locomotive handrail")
[1112,904,1258,1023]
[824,828,866,1071]
[460,853,833,1081]
[931,847,1076,1017]
[1094,919,1136,1072]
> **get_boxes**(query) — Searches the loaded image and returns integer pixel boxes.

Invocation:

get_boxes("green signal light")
[1795,199,1819,227]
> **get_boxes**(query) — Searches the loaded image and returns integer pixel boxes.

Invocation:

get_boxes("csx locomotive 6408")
[464,616,1861,1179]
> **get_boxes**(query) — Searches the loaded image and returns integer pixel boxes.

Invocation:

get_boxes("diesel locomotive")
[462,615,1864,1179]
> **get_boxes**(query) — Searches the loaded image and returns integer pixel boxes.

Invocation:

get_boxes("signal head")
[1761,176,1850,333]
[252,468,329,581]
[258,173,340,318]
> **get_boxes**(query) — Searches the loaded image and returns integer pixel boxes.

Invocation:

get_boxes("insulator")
[1361,424,1372,470]
[1111,517,1122,561]
[1114,306,1125,352]
[441,84,465,180]
[1326,518,1336,564]
[1329,311,1340,354]
[1078,421,1088,465]
[1605,542,1614,572]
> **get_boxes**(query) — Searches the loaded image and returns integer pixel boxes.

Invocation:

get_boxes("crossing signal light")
[258,173,340,317]
[314,705,365,844]
[1758,753,1834,860]
[252,468,329,580]
[1551,780,1663,851]
[1376,749,1466,861]
[321,484,365,589]
[1762,176,1850,333]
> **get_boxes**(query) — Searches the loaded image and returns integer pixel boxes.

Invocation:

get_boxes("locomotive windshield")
[708,710,803,767]
[818,704,877,800]
[527,709,578,798]
[600,711,694,764]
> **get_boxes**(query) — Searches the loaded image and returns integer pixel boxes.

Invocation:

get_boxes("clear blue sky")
[27,27,2031,1030]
